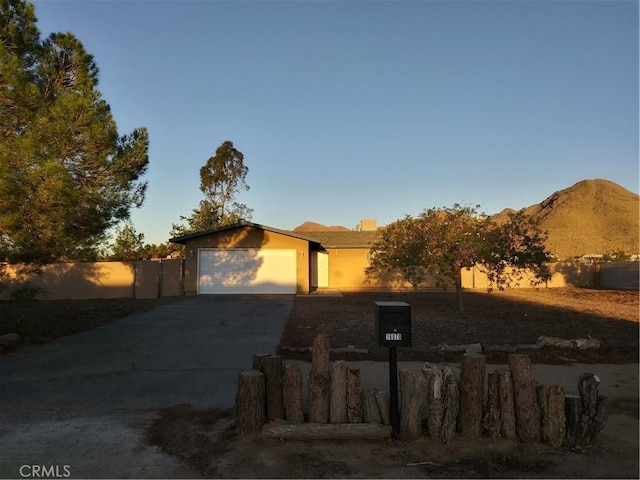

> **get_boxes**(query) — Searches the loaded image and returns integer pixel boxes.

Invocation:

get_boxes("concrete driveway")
[0,295,294,479]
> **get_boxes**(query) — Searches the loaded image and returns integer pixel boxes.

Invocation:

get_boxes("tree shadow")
[364,268,449,290]
[197,247,265,293]
[549,262,594,287]
[0,259,185,300]
[1,262,130,300]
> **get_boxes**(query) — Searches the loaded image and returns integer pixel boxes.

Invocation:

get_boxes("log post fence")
[236,335,611,447]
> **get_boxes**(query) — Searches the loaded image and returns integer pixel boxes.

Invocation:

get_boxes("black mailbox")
[375,301,411,347]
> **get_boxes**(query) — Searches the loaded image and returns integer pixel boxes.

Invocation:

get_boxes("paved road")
[0,295,294,478]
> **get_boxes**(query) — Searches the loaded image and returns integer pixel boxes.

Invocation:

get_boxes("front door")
[311,251,329,288]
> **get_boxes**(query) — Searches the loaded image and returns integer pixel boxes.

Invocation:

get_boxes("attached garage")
[198,248,297,294]
[170,221,322,295]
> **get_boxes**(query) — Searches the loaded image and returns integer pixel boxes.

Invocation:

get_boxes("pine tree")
[110,222,145,262]
[0,0,149,265]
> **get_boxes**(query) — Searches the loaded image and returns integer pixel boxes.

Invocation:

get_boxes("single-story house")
[169,220,394,295]
[170,219,578,295]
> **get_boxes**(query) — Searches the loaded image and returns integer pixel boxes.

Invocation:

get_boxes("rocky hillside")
[294,179,639,261]
[491,179,639,260]
[293,221,350,232]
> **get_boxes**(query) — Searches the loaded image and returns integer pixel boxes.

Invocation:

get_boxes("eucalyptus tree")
[171,140,252,237]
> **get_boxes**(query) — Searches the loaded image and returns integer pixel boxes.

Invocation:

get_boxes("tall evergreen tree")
[110,221,145,262]
[0,0,149,265]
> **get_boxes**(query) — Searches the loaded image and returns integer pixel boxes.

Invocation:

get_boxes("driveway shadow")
[0,295,295,414]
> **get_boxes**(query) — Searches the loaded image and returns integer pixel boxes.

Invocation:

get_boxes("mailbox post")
[375,301,411,436]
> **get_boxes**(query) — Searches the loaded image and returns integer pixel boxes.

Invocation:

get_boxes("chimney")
[357,219,377,231]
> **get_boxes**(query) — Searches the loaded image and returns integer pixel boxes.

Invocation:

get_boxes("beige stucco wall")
[324,248,442,291]
[1,247,605,300]
[181,226,311,295]
[135,261,160,299]
[597,261,639,290]
[1,259,184,300]
[322,249,594,291]
[2,262,135,299]
[461,263,595,289]
[161,259,184,296]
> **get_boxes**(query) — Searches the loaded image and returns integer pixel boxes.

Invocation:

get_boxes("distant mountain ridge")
[293,221,351,232]
[492,179,639,260]
[293,178,639,260]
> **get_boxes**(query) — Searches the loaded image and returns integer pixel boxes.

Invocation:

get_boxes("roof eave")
[169,220,322,247]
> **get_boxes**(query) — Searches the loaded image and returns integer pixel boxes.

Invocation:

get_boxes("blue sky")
[31,0,639,245]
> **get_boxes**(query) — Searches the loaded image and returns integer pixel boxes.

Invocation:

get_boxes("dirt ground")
[0,296,180,346]
[279,288,639,364]
[147,288,639,479]
[147,368,639,479]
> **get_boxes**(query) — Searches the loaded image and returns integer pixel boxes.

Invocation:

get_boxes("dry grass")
[279,287,639,364]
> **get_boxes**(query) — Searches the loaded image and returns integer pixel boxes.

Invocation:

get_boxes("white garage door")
[198,248,297,294]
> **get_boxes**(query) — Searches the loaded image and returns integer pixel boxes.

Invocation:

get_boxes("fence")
[461,262,596,289]
[464,261,639,291]
[1,259,635,300]
[1,259,184,300]
[596,261,639,291]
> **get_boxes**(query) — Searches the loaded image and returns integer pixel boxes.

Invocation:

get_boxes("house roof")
[169,220,382,249]
[169,220,323,247]
[294,230,381,248]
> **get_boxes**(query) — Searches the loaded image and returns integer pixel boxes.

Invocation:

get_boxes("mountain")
[294,179,638,260]
[293,221,351,232]
[491,179,639,260]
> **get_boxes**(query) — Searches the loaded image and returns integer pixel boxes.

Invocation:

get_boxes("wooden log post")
[483,371,501,438]
[283,362,304,423]
[588,397,610,441]
[459,353,486,438]
[330,361,347,424]
[263,355,284,421]
[308,334,330,423]
[346,366,363,423]
[376,390,391,426]
[566,373,611,447]
[422,363,445,440]
[509,354,541,442]
[251,353,271,422]
[399,369,426,441]
[252,353,270,372]
[496,368,517,440]
[579,373,610,444]
[440,367,459,444]
[564,394,586,447]
[536,384,566,448]
[263,421,392,440]
[235,370,265,435]
[578,373,600,418]
[408,377,428,441]
[362,389,383,424]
